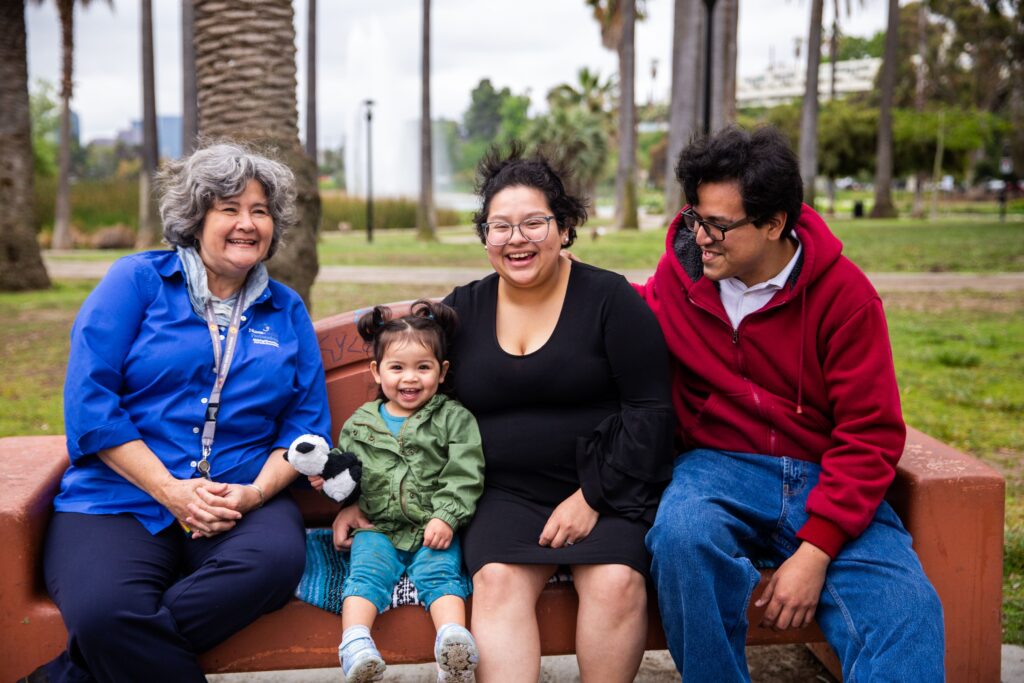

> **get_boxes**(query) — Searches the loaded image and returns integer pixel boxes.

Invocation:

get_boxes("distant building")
[737,57,881,109]
[55,110,82,147]
[116,115,184,159]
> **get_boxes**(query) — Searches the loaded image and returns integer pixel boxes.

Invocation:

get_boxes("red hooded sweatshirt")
[634,204,906,558]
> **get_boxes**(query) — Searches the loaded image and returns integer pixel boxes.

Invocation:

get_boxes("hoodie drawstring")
[796,289,807,414]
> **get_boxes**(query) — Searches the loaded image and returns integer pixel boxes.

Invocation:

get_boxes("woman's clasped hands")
[161,477,261,539]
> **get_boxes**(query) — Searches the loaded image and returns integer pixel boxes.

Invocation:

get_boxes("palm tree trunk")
[615,0,639,229]
[305,0,317,162]
[417,0,436,240]
[664,0,701,217]
[911,0,928,218]
[798,0,823,208]
[711,0,737,131]
[52,0,75,250]
[870,0,899,218]
[136,0,161,249]
[0,0,51,290]
[826,0,840,216]
[181,0,197,155]
[194,0,320,306]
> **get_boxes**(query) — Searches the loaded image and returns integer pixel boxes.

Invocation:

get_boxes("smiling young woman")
[435,144,675,682]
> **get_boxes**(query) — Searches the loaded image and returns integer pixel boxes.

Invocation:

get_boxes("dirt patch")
[881,290,1024,315]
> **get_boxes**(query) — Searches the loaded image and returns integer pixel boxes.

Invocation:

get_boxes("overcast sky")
[26,0,889,149]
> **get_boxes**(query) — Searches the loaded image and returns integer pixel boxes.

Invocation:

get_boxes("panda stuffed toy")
[285,435,361,506]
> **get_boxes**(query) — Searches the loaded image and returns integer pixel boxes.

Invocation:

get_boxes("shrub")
[34,176,138,233]
[320,192,464,231]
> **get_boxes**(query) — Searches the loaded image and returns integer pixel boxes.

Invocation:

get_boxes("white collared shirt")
[719,235,803,330]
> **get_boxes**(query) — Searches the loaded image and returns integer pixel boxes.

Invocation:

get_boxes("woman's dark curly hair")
[356,299,458,398]
[675,125,804,238]
[472,141,588,248]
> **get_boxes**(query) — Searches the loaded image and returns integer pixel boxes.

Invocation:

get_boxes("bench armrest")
[0,436,71,678]
[886,427,1004,682]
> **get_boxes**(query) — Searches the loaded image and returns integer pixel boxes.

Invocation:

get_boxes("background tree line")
[4,0,1022,295]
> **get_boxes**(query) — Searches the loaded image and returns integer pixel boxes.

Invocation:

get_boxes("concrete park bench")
[1,302,1005,681]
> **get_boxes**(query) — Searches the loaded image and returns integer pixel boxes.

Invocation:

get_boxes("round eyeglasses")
[481,215,555,246]
[680,207,760,242]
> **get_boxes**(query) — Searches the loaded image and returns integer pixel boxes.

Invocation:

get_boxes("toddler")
[326,300,484,683]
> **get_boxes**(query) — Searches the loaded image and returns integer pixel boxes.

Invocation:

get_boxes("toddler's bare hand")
[423,518,453,550]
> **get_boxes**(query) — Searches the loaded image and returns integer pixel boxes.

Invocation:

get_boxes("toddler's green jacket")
[339,393,485,551]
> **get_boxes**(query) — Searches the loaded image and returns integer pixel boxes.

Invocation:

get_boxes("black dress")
[443,262,675,577]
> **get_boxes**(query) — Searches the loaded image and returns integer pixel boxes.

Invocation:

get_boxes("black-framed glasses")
[680,207,760,242]
[481,215,555,246]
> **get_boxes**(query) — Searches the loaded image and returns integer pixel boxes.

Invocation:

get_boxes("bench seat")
[0,305,1004,680]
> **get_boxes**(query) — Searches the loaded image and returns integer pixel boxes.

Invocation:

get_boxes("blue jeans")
[343,530,470,613]
[646,449,945,682]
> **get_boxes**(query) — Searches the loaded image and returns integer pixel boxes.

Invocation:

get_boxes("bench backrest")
[314,302,418,437]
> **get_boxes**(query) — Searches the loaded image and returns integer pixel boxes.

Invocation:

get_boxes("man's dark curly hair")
[675,126,803,238]
[472,141,588,248]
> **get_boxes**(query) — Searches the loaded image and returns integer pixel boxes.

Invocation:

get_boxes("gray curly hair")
[158,142,297,259]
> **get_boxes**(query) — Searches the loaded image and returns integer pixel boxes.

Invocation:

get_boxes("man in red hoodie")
[638,127,944,681]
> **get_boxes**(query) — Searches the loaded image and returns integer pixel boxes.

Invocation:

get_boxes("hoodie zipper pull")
[732,328,739,344]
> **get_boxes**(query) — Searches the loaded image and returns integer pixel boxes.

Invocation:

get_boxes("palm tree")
[417,0,436,241]
[305,0,316,163]
[193,0,321,305]
[136,0,160,249]
[799,0,825,208]
[39,0,108,250]
[823,0,863,215]
[181,0,197,155]
[0,0,52,290]
[911,0,929,218]
[711,0,739,131]
[587,0,640,229]
[547,67,616,118]
[664,0,701,216]
[871,0,899,218]
[527,102,610,200]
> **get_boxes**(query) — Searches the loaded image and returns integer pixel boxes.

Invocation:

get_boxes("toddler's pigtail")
[410,299,458,348]
[357,304,392,343]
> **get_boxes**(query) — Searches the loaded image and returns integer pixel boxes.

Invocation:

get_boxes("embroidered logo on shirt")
[249,324,280,348]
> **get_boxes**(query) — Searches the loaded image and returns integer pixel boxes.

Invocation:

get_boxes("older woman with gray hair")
[39,143,331,682]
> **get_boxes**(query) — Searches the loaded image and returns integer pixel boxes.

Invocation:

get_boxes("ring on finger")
[566,540,575,546]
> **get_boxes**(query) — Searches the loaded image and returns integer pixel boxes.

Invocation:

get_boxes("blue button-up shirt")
[57,250,331,534]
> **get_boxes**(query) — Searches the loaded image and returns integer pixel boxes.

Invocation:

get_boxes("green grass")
[0,281,96,436]
[884,290,1024,644]
[831,219,1024,272]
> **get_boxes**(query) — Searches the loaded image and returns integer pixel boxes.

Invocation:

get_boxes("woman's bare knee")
[575,564,647,615]
[472,563,550,612]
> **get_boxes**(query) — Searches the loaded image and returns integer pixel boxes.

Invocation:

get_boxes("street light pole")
[364,99,375,243]
[702,0,718,135]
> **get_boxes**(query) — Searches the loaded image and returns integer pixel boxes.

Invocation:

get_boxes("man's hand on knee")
[755,542,831,631]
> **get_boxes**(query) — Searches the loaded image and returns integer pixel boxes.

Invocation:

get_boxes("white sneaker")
[340,638,386,683]
[434,624,479,675]
[436,668,475,683]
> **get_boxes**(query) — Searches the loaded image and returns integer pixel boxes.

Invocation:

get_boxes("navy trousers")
[42,494,306,683]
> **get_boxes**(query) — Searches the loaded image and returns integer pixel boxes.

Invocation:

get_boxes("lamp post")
[364,99,375,243]
[702,0,718,135]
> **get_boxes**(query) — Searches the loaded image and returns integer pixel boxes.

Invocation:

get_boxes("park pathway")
[40,257,1024,291]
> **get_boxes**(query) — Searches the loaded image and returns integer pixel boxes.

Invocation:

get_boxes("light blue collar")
[177,246,269,326]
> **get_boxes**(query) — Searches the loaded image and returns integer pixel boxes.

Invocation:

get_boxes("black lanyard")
[195,292,246,479]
